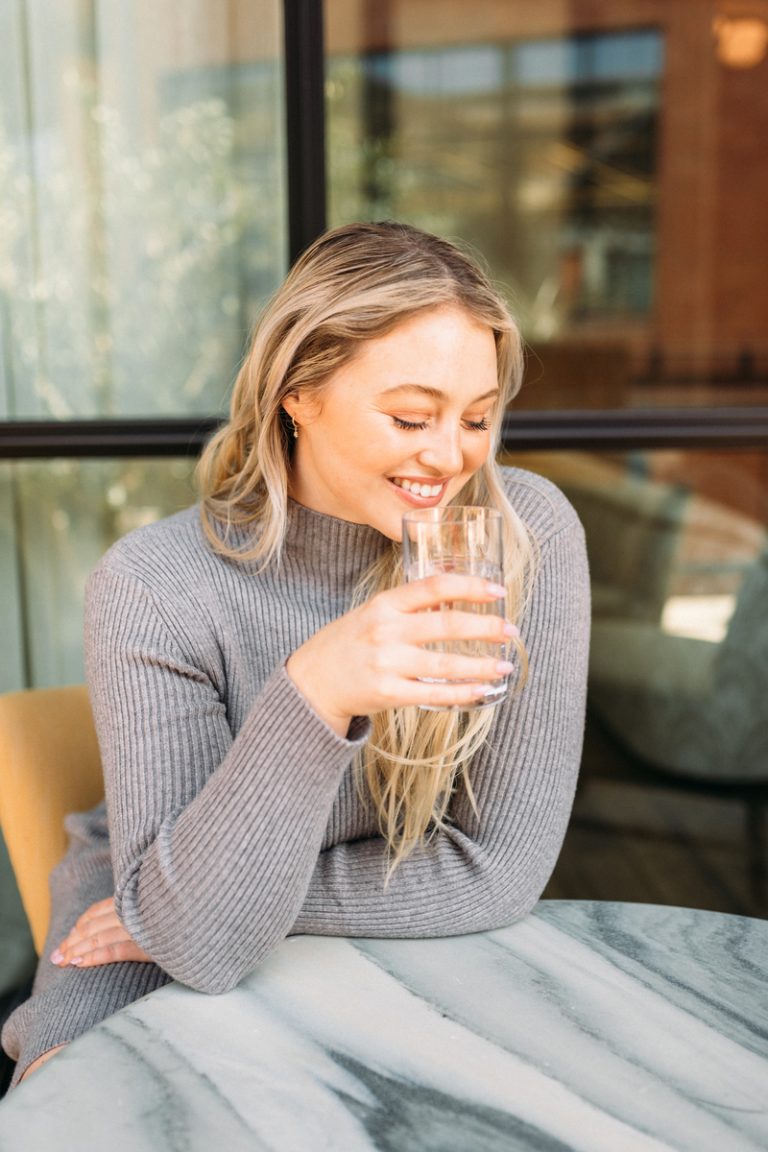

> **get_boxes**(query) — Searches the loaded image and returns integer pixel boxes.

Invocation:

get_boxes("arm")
[86,565,369,994]
[291,513,590,937]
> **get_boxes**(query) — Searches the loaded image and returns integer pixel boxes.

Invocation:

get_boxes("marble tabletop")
[0,900,766,1152]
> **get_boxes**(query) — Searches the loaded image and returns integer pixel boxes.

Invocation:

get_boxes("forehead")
[327,305,498,397]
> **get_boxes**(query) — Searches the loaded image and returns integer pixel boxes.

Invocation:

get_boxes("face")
[284,305,499,541]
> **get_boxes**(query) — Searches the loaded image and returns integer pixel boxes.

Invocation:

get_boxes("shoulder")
[88,505,218,604]
[497,465,584,550]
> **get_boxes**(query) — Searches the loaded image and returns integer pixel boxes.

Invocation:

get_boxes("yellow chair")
[0,686,103,954]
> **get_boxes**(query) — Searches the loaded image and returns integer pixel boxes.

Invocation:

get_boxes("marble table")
[0,901,766,1151]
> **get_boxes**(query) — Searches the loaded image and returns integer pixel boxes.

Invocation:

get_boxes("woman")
[3,221,590,1085]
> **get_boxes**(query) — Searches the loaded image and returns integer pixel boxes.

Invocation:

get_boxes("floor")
[544,715,768,921]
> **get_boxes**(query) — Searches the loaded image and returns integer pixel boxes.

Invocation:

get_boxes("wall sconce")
[713,10,768,68]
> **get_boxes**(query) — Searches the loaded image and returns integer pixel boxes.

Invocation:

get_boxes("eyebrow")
[380,384,499,404]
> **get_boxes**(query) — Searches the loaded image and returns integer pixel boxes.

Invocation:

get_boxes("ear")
[281,393,299,423]
[282,390,319,428]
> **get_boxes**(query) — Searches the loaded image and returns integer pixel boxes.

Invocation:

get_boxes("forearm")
[292,825,547,939]
[103,668,369,993]
[85,563,374,993]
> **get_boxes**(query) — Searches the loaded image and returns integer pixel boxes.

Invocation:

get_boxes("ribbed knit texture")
[2,467,590,1084]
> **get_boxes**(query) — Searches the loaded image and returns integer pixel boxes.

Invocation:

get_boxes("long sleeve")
[86,564,370,994]
[292,508,590,936]
[1,807,171,1086]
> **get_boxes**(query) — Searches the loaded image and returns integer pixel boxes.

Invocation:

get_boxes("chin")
[375,518,403,543]
[363,506,404,542]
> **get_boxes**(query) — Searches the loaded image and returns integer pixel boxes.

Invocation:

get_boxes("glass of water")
[402,506,508,710]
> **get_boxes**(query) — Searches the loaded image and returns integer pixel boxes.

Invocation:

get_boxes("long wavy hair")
[198,221,535,873]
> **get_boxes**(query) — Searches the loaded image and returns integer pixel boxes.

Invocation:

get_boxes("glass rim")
[401,505,502,525]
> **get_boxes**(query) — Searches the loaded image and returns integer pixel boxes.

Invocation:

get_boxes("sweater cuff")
[275,661,371,748]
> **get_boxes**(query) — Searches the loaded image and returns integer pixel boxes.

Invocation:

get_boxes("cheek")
[466,433,493,472]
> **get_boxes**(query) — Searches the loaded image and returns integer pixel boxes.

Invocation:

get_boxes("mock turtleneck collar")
[284,499,393,578]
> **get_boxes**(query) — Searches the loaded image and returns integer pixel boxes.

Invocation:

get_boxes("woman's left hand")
[50,897,152,968]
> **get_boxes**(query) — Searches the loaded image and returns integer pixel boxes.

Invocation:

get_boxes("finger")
[75,897,115,922]
[409,650,514,685]
[408,608,514,646]
[58,907,122,953]
[395,573,507,612]
[64,898,119,943]
[406,677,504,710]
[61,922,135,960]
[53,899,128,964]
[67,939,151,967]
[72,906,120,938]
[55,923,152,967]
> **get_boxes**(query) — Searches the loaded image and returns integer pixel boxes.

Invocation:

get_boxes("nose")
[417,422,463,476]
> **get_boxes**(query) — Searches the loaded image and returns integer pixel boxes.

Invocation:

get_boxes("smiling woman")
[283,307,498,538]
[2,221,590,1088]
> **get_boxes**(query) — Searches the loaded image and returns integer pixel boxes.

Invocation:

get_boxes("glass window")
[1,457,197,691]
[0,0,285,420]
[326,1,768,411]
[505,445,768,918]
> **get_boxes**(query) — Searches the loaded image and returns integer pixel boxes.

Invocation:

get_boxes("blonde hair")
[198,221,535,873]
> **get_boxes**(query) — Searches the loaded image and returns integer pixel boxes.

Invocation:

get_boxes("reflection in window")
[509,447,768,917]
[327,27,662,337]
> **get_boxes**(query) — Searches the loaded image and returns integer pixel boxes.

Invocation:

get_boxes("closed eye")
[393,416,429,430]
[393,416,490,432]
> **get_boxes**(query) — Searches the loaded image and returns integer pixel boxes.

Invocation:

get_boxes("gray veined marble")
[0,901,766,1151]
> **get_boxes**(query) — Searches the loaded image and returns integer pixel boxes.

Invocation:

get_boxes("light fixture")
[713,6,768,68]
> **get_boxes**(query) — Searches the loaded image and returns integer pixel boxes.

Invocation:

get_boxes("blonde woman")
[3,222,590,1085]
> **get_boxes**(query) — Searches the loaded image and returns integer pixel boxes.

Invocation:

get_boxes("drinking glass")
[402,506,508,710]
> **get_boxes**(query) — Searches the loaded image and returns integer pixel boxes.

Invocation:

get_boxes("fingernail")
[496,661,514,675]
[504,622,520,638]
[487,582,506,597]
[70,957,84,967]
[50,949,64,965]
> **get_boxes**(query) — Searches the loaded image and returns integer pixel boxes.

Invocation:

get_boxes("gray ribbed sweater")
[3,467,590,1083]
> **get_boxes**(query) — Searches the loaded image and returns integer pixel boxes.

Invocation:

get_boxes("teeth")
[393,478,442,497]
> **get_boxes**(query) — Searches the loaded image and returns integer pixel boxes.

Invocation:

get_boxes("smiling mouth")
[389,476,447,500]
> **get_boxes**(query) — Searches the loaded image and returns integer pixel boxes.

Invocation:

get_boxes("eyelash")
[393,417,490,432]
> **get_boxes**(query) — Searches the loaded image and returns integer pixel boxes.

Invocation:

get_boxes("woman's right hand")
[285,573,515,735]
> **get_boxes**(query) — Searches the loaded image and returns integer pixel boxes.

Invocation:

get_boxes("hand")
[286,573,516,735]
[19,1045,67,1082]
[50,896,152,969]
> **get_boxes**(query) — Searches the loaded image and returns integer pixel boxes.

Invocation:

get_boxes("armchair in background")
[0,686,103,955]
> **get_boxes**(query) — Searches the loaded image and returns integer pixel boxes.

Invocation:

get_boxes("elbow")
[472,859,546,930]
[174,968,241,996]
[146,945,251,995]
[145,937,254,995]
[116,871,287,994]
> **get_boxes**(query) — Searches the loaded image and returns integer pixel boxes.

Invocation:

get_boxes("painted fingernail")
[496,661,514,675]
[487,582,506,597]
[50,949,64,965]
[504,622,520,638]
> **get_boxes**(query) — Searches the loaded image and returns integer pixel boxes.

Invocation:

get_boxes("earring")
[290,415,299,440]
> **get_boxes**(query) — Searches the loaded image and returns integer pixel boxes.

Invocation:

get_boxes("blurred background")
[1,0,766,996]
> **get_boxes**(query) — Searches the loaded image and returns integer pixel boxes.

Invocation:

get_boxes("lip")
[387,477,448,508]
